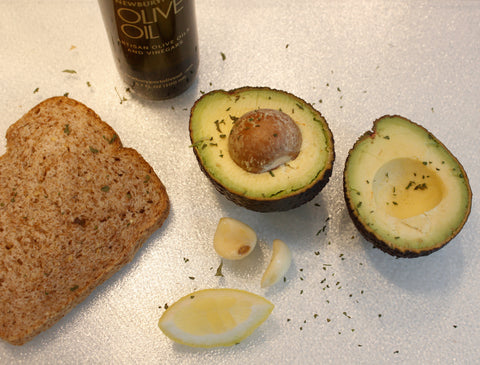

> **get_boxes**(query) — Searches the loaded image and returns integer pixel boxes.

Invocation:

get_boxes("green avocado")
[344,115,472,257]
[189,87,335,212]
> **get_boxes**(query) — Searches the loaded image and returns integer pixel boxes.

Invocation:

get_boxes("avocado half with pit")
[344,115,472,258]
[189,87,335,212]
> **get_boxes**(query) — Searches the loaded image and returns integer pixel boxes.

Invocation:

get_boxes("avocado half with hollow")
[344,115,472,258]
[189,87,335,212]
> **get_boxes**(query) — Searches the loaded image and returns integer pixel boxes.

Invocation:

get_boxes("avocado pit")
[189,87,335,212]
[228,109,302,173]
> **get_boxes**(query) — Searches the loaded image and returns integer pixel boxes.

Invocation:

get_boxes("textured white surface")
[0,0,479,363]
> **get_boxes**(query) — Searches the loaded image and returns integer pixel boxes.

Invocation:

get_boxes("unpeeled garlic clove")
[213,217,257,260]
[261,239,292,288]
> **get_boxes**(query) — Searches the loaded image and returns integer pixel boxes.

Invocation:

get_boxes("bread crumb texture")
[0,97,169,345]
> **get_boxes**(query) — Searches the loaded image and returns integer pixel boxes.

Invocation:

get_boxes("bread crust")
[0,97,169,345]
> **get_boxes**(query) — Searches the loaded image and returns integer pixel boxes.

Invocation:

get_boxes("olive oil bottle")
[98,0,199,100]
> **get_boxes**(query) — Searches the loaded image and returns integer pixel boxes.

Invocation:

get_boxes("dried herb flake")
[215,260,224,277]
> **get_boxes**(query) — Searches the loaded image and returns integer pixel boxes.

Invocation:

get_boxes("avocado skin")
[343,115,472,258]
[197,150,334,212]
[190,87,335,212]
[344,186,445,258]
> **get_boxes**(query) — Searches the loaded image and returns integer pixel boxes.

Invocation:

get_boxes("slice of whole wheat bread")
[0,96,169,345]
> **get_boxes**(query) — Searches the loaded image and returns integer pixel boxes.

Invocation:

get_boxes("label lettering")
[117,0,184,40]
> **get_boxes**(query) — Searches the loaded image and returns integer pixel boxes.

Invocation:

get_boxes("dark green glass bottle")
[98,0,199,100]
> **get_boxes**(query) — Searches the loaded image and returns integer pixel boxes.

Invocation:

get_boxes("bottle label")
[115,0,189,56]
[100,0,199,99]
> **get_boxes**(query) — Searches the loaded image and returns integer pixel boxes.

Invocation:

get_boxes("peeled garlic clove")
[213,217,257,260]
[261,239,292,288]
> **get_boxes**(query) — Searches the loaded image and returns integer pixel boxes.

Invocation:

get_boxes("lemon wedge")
[158,288,274,348]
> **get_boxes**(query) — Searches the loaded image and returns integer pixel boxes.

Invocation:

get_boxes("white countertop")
[1,0,479,363]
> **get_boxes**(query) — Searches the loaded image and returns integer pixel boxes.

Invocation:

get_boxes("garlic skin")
[213,217,257,260]
[261,239,292,288]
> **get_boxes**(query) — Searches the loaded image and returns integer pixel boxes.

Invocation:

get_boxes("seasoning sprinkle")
[114,87,127,104]
[414,183,427,190]
[215,260,224,277]
[103,134,117,144]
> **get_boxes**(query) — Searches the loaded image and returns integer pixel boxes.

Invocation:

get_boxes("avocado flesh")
[189,87,335,212]
[344,115,472,257]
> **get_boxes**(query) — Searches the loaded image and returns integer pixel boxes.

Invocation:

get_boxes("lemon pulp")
[158,288,274,348]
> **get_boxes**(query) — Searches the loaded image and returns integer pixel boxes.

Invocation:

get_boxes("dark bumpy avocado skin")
[343,115,472,258]
[344,184,444,258]
[197,151,334,212]
[190,87,335,212]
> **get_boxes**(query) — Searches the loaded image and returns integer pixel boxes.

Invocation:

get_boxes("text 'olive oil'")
[98,0,199,100]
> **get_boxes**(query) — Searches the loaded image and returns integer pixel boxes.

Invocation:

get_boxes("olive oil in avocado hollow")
[98,0,199,100]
